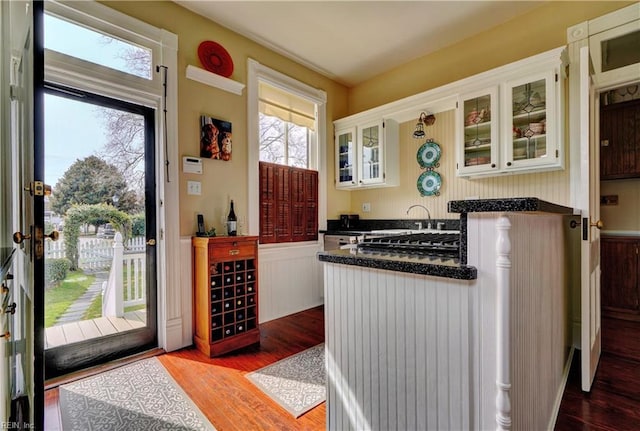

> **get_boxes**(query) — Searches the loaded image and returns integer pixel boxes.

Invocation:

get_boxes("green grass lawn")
[47,266,146,325]
[45,271,95,327]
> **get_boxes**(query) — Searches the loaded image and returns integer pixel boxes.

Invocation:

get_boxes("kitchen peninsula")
[319,197,578,430]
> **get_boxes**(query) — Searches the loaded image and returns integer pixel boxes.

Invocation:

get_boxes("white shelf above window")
[185,65,245,95]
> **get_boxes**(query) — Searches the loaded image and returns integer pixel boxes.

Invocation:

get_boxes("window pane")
[259,114,285,164]
[601,29,640,72]
[287,123,309,168]
[44,14,152,80]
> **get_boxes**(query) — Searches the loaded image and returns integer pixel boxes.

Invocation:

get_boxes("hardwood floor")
[555,317,640,431]
[44,306,640,430]
[45,306,325,431]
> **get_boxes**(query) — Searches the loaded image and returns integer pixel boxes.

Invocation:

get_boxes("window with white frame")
[247,59,327,241]
[258,81,316,168]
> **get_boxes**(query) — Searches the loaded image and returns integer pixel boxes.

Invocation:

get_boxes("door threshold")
[44,347,165,390]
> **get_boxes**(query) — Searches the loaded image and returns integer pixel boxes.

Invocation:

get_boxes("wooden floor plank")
[45,326,67,349]
[77,319,102,340]
[91,317,118,336]
[555,317,640,430]
[61,322,85,344]
[106,315,134,332]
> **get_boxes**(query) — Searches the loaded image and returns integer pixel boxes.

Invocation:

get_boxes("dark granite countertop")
[1,247,16,281]
[318,249,477,280]
[448,197,574,214]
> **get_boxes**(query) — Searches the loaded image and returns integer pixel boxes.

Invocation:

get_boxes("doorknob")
[146,239,156,246]
[46,231,60,241]
[590,220,604,229]
[12,231,31,244]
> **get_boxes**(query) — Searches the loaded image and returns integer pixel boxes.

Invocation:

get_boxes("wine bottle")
[227,199,237,236]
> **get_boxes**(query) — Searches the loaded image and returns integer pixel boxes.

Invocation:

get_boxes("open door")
[578,45,602,391]
[1,0,44,428]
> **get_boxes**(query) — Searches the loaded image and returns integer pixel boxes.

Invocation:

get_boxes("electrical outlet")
[362,202,371,212]
[187,181,201,195]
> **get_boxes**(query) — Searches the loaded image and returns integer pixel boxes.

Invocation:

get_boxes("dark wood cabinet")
[600,99,640,180]
[601,236,640,319]
[192,236,260,357]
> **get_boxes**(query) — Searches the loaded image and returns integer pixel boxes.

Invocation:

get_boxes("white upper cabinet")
[457,87,499,176]
[335,127,357,187]
[502,69,560,172]
[456,47,565,178]
[335,119,399,189]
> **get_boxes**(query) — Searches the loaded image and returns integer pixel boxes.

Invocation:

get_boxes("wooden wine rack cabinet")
[192,236,260,357]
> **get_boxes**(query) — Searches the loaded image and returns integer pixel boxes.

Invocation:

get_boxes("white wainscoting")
[468,213,571,430]
[324,264,473,431]
[258,241,324,323]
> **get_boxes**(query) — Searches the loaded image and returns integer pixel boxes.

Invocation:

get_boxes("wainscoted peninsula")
[320,197,578,430]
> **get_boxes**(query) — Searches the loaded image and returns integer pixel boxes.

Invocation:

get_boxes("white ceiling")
[174,1,545,87]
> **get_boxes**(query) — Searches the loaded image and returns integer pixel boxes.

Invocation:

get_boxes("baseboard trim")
[548,346,575,431]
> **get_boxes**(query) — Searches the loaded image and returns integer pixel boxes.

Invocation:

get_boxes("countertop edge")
[318,251,477,280]
[448,197,575,215]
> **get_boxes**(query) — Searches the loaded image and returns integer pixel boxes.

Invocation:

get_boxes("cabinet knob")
[491,163,496,168]
[506,161,512,167]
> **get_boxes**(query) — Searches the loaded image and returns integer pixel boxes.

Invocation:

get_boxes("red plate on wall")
[198,41,234,77]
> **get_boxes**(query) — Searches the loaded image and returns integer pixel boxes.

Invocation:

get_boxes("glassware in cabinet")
[336,127,356,187]
[503,69,560,171]
[359,122,383,184]
[457,87,499,176]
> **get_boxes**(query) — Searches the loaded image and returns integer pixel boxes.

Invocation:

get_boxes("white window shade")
[259,82,316,130]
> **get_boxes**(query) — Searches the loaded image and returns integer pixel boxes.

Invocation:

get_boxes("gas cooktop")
[357,232,460,259]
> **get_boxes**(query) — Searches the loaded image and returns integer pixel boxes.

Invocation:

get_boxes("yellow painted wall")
[601,179,640,231]
[103,1,633,230]
[102,1,351,236]
[345,1,632,219]
[348,1,633,114]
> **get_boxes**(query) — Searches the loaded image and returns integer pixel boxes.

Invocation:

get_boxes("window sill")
[185,65,245,95]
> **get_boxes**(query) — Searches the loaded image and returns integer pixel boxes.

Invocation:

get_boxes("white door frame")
[567,3,640,391]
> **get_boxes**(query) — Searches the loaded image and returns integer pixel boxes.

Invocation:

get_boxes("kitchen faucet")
[406,204,432,230]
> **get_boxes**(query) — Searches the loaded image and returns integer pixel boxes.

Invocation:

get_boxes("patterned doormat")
[59,357,215,431]
[246,343,325,418]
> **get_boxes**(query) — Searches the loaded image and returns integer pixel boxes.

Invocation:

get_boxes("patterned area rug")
[246,343,325,418]
[59,357,215,431]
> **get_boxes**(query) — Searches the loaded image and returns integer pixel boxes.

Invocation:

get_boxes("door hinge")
[556,149,559,158]
[555,73,558,82]
[456,101,459,109]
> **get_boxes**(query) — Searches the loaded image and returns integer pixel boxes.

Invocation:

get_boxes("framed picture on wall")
[200,115,232,161]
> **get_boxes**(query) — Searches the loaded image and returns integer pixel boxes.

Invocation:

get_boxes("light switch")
[187,181,201,195]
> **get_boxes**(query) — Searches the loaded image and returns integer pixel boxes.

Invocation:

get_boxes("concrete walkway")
[54,271,108,325]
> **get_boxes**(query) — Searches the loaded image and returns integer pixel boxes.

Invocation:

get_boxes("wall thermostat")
[183,156,203,174]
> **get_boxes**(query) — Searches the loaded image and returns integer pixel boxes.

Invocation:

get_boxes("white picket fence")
[45,236,146,271]
[46,235,147,315]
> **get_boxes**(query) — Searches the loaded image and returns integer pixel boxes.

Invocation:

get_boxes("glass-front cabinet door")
[358,121,384,185]
[457,87,498,176]
[503,70,559,170]
[335,127,357,188]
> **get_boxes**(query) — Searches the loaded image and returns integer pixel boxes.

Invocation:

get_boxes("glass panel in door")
[43,86,156,378]
[511,78,547,161]
[463,94,493,168]
[337,129,355,185]
[360,123,381,183]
